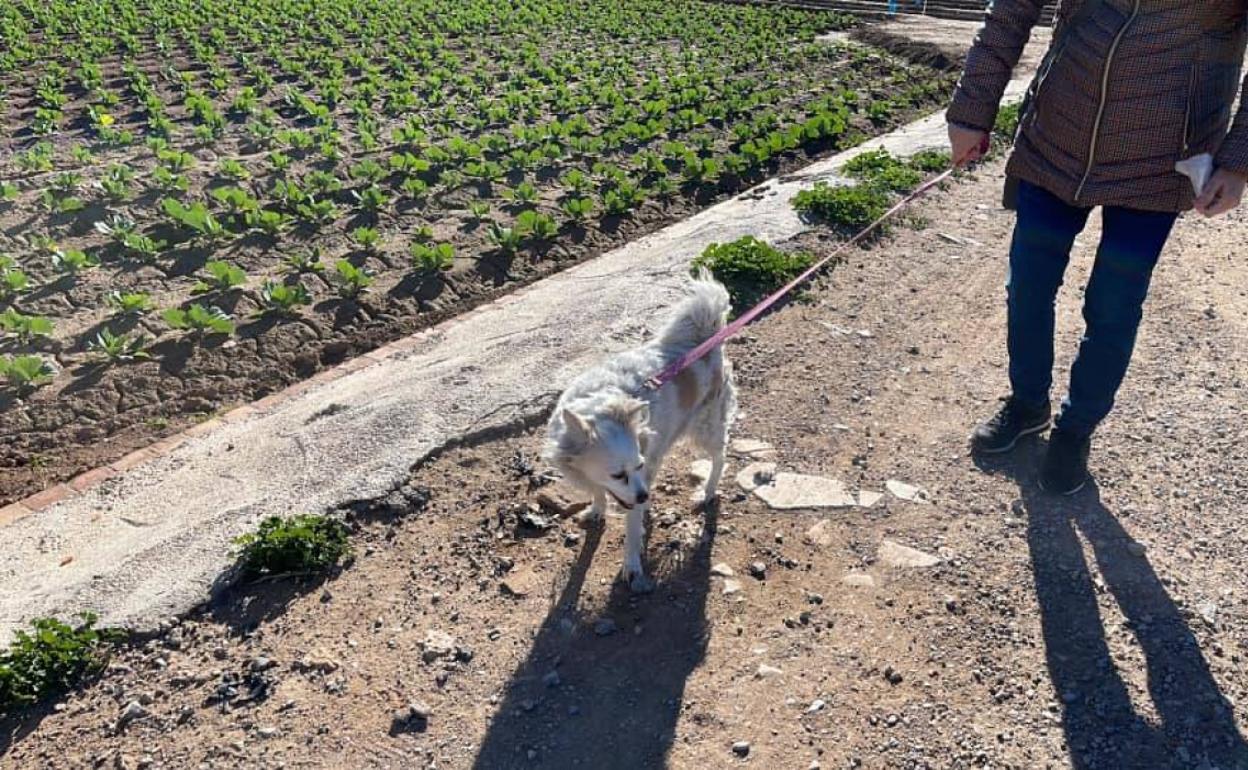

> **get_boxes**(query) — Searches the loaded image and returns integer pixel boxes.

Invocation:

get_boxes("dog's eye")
[612,472,627,481]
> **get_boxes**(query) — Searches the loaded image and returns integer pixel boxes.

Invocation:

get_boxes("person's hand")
[1195,167,1247,217]
[949,124,990,167]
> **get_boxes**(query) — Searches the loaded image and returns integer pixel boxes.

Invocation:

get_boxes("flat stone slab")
[857,490,884,508]
[753,473,857,510]
[878,539,942,569]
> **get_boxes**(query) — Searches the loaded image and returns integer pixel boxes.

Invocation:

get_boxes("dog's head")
[545,397,652,507]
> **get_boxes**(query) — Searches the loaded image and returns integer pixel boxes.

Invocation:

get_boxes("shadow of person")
[472,505,717,770]
[977,443,1248,769]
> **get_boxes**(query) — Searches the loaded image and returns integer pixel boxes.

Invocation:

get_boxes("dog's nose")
[635,491,649,505]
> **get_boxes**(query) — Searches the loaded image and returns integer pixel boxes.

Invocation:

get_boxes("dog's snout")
[635,491,649,505]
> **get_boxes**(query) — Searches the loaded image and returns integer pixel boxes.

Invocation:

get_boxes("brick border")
[0,282,542,527]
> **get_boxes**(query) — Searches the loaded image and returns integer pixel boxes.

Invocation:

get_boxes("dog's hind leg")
[691,399,731,508]
[621,503,654,594]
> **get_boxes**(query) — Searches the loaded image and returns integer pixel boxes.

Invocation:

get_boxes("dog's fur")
[543,271,737,593]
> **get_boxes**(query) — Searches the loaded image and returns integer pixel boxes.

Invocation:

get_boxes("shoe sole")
[971,419,1051,456]
[1038,475,1088,496]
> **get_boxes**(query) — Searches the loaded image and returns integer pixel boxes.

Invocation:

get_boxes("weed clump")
[792,182,893,234]
[233,514,352,578]
[692,236,814,312]
[0,613,123,717]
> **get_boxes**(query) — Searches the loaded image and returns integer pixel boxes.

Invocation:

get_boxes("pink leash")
[646,165,958,391]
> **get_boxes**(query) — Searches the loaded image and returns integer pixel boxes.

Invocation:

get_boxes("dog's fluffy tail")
[658,269,731,349]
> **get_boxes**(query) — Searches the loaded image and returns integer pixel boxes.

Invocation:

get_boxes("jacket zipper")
[1181,63,1196,157]
[1074,0,1142,202]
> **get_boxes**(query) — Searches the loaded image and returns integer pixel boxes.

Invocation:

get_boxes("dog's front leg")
[576,490,608,528]
[621,503,654,594]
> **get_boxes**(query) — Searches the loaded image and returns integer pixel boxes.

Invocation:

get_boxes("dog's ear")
[625,401,649,429]
[561,409,594,442]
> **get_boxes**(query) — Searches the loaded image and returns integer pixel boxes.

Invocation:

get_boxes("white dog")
[543,271,737,593]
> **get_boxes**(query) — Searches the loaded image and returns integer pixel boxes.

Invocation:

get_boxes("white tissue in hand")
[1176,153,1214,196]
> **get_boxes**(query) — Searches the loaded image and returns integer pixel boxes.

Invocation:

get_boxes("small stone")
[257,726,279,739]
[535,486,590,518]
[756,664,783,679]
[249,656,277,672]
[294,656,339,674]
[688,460,713,484]
[593,618,618,637]
[731,741,751,757]
[118,701,147,726]
[499,567,538,598]
[885,479,929,503]
[878,539,941,568]
[735,462,776,492]
[841,572,876,588]
[1126,541,1147,557]
[747,561,767,580]
[805,520,835,547]
[722,579,743,596]
[543,671,562,688]
[211,646,228,660]
[806,698,826,713]
[730,439,777,460]
[884,666,904,685]
[408,701,432,720]
[421,630,457,663]
[711,563,735,577]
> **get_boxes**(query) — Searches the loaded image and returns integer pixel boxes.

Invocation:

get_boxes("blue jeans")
[1007,181,1177,437]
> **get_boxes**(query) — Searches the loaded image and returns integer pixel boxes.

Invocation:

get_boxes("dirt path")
[4,156,1247,770]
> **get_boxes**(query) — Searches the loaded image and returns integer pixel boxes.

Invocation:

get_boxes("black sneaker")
[1039,430,1092,496]
[970,397,1052,454]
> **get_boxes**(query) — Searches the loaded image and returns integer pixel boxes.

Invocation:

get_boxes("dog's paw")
[630,573,656,594]
[618,562,655,594]
[627,571,656,594]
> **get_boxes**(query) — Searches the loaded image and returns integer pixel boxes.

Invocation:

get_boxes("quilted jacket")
[948,0,1248,212]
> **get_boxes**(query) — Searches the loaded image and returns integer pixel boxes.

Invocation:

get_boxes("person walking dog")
[948,0,1248,494]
